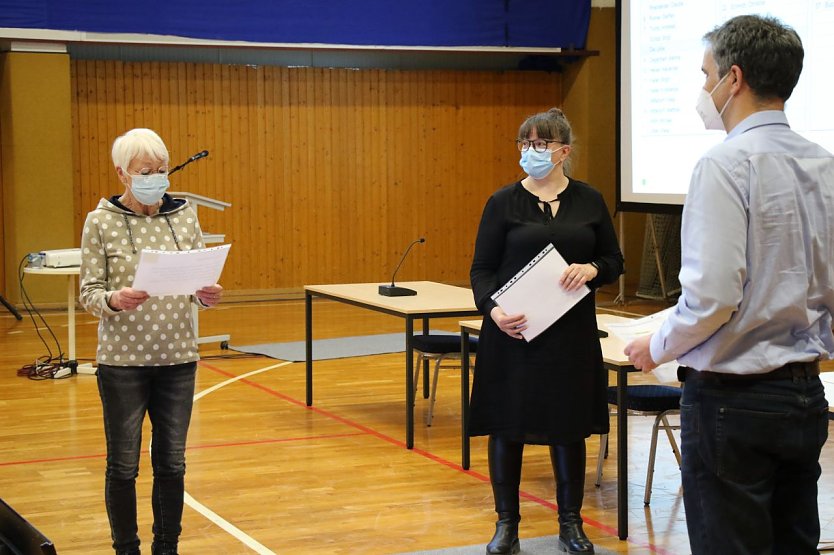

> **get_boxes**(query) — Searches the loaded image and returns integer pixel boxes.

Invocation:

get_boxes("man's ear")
[729,64,744,93]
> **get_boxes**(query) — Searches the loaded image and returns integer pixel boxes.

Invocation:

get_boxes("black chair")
[0,498,57,555]
[411,334,478,426]
[595,384,682,505]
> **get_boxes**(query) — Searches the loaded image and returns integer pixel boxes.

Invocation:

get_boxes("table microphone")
[379,237,426,296]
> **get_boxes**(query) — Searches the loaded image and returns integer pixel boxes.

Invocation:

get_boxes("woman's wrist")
[589,261,600,278]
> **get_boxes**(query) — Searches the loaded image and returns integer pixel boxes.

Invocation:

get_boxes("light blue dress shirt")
[650,110,834,374]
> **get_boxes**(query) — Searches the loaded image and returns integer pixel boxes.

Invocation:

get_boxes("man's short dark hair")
[705,14,803,102]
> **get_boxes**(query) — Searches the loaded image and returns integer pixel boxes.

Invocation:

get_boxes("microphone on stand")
[378,237,426,297]
[168,150,209,176]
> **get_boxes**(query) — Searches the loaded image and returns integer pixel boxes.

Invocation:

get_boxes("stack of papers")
[132,244,231,297]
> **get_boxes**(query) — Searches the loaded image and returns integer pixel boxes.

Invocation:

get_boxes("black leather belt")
[680,360,820,383]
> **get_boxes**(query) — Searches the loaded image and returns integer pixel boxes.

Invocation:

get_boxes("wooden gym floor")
[3,290,834,554]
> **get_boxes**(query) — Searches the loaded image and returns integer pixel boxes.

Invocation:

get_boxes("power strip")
[54,367,71,379]
[76,363,97,375]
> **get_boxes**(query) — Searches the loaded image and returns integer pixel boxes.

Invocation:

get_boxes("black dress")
[469,179,624,445]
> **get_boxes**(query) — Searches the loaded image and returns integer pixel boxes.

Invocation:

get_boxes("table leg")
[422,317,430,398]
[406,316,415,449]
[66,275,77,362]
[305,291,313,406]
[461,329,471,470]
[617,366,629,540]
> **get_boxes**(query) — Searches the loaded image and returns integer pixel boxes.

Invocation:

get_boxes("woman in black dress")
[470,108,623,554]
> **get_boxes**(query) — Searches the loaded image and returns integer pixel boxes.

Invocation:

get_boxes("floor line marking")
[0,433,365,468]
[198,361,670,554]
[184,492,274,555]
[194,361,292,401]
[180,360,293,555]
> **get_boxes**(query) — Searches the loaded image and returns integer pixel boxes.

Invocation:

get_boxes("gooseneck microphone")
[379,237,426,297]
[168,149,210,176]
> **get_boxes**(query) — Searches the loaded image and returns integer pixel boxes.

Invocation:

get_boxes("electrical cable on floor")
[16,255,70,380]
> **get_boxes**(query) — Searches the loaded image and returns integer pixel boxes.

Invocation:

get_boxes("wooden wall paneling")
[330,68,342,283]
[301,66,315,284]
[93,61,110,208]
[361,69,382,282]
[253,64,267,289]
[71,61,564,293]
[260,66,275,289]
[208,63,223,272]
[277,67,293,286]
[242,65,256,289]
[370,69,387,282]
[150,61,163,132]
[164,64,176,175]
[286,67,301,287]
[177,61,191,173]
[200,63,219,240]
[189,61,204,195]
[226,64,242,288]
[408,71,428,280]
[353,69,367,280]
[243,63,255,287]
[70,60,83,234]
[313,67,331,284]
[180,62,194,191]
[330,67,342,283]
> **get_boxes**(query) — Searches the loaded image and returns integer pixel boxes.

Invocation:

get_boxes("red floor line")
[187,432,366,451]
[0,432,366,468]
[198,361,671,553]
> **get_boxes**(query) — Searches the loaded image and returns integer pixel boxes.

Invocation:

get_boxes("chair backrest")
[0,498,57,555]
[606,384,682,413]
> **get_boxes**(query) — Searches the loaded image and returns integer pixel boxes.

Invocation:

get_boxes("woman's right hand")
[108,287,150,311]
[490,306,527,339]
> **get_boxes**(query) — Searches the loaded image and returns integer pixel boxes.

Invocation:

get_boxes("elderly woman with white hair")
[79,128,222,555]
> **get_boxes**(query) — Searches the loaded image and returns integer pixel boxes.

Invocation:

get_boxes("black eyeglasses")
[516,139,563,153]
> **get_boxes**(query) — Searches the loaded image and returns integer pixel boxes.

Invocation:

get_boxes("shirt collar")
[726,110,790,141]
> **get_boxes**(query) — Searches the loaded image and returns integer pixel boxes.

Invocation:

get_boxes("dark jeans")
[680,373,828,554]
[97,362,197,555]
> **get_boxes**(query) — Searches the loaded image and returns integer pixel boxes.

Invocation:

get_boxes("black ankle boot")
[486,437,524,555]
[151,541,178,555]
[486,512,520,555]
[557,513,594,554]
[551,442,594,554]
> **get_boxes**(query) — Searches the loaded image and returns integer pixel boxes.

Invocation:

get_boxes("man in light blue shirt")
[625,14,834,554]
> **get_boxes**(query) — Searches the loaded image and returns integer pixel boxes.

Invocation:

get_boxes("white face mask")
[695,72,733,131]
[127,173,170,205]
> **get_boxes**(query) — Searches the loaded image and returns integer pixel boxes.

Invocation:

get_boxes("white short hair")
[111,128,169,170]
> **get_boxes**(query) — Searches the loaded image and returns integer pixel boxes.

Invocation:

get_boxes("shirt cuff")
[649,332,672,366]
[102,292,122,316]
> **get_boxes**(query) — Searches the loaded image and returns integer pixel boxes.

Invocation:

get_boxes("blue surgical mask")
[519,147,563,179]
[129,173,169,205]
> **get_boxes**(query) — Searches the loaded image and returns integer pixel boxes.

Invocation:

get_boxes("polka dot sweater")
[79,195,206,366]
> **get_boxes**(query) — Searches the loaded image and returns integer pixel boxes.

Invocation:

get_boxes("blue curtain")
[0,0,591,49]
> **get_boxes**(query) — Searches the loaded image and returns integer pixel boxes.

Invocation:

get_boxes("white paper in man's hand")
[606,307,680,383]
[132,244,230,297]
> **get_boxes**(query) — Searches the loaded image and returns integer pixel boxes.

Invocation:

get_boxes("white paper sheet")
[490,244,590,342]
[132,244,231,297]
[606,307,680,383]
